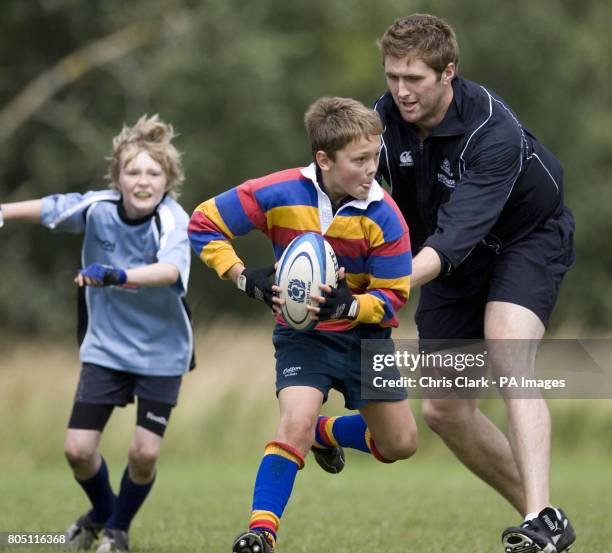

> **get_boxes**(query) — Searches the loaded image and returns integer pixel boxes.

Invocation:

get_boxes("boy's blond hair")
[107,114,185,198]
[304,97,383,160]
[378,14,459,75]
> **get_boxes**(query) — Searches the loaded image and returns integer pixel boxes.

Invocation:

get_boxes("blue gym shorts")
[273,323,408,410]
[416,205,575,343]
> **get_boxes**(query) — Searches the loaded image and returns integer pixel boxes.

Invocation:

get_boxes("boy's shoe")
[232,530,274,553]
[65,513,103,549]
[311,445,345,474]
[502,507,575,553]
[95,529,129,553]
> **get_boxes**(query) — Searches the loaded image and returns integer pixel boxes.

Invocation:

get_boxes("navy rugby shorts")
[416,205,575,341]
[273,323,408,410]
[74,363,182,406]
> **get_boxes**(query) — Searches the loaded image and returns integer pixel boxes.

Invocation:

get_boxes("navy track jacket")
[375,76,566,273]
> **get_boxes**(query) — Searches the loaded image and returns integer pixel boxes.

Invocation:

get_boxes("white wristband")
[0,205,4,228]
[236,273,247,292]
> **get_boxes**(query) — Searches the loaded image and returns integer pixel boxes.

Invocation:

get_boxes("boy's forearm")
[0,200,43,224]
[125,263,180,287]
[225,263,246,285]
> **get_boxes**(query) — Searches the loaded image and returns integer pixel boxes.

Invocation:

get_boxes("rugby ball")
[276,233,338,330]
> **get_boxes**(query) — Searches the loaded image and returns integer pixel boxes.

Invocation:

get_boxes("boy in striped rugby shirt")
[189,96,417,553]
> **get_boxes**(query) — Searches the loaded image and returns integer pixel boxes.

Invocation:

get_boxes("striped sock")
[314,415,393,463]
[249,441,305,548]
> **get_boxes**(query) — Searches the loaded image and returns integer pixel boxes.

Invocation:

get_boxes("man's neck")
[416,85,454,140]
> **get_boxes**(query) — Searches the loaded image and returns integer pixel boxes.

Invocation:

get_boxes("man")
[374,14,576,553]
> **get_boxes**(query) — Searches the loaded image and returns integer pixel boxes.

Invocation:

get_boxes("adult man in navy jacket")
[374,14,575,553]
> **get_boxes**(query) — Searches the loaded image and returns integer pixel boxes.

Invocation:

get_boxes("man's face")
[384,56,454,130]
[318,134,381,204]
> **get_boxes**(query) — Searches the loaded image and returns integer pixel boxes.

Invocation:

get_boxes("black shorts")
[416,206,575,341]
[273,324,407,410]
[74,363,182,406]
[68,363,182,436]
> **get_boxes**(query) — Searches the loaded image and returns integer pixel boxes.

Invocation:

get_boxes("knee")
[422,400,471,435]
[64,440,96,468]
[374,426,418,461]
[277,413,317,453]
[128,442,159,477]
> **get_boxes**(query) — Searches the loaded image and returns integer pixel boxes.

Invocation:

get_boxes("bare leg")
[128,426,162,484]
[64,429,102,480]
[359,399,418,460]
[276,386,324,456]
[485,300,549,514]
[422,397,525,513]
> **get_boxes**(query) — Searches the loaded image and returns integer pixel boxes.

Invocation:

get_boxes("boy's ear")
[315,150,332,171]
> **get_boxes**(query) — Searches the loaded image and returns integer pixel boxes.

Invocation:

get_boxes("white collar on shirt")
[300,162,384,211]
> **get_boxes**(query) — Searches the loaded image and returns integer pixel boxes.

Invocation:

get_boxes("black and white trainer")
[311,445,345,474]
[232,530,274,553]
[65,513,104,550]
[502,507,576,553]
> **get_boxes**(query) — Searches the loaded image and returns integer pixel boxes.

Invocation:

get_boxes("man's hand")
[236,265,279,310]
[308,268,358,321]
[76,263,127,287]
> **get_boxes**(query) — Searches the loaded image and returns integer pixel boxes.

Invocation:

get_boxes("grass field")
[0,454,610,552]
[2,323,612,552]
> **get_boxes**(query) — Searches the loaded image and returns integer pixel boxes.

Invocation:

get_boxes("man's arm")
[0,200,43,224]
[410,246,442,288]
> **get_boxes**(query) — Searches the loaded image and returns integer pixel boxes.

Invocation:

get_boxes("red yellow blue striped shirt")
[188,164,412,331]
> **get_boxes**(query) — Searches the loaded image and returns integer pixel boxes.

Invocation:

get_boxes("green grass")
[0,453,608,553]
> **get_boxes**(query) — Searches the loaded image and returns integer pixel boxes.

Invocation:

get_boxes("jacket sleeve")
[188,180,267,278]
[425,122,523,270]
[352,200,412,327]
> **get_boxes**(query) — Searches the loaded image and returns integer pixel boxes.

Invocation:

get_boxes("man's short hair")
[107,114,185,198]
[304,97,383,160]
[378,14,459,74]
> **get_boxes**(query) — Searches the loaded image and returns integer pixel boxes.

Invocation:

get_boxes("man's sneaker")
[502,507,576,553]
[311,445,345,474]
[65,513,103,550]
[95,529,129,553]
[232,530,274,553]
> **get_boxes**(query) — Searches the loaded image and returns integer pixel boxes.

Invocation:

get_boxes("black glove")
[236,265,276,309]
[317,277,358,321]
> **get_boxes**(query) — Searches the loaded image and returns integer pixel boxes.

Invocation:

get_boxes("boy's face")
[118,150,168,219]
[317,134,381,204]
[384,55,455,132]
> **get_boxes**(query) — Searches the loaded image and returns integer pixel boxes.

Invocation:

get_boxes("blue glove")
[79,263,127,286]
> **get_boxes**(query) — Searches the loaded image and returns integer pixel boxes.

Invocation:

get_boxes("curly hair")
[107,114,185,198]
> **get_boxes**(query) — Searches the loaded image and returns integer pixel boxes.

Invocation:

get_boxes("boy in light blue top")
[0,115,193,552]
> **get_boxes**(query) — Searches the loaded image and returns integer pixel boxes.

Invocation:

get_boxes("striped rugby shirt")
[189,163,412,331]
